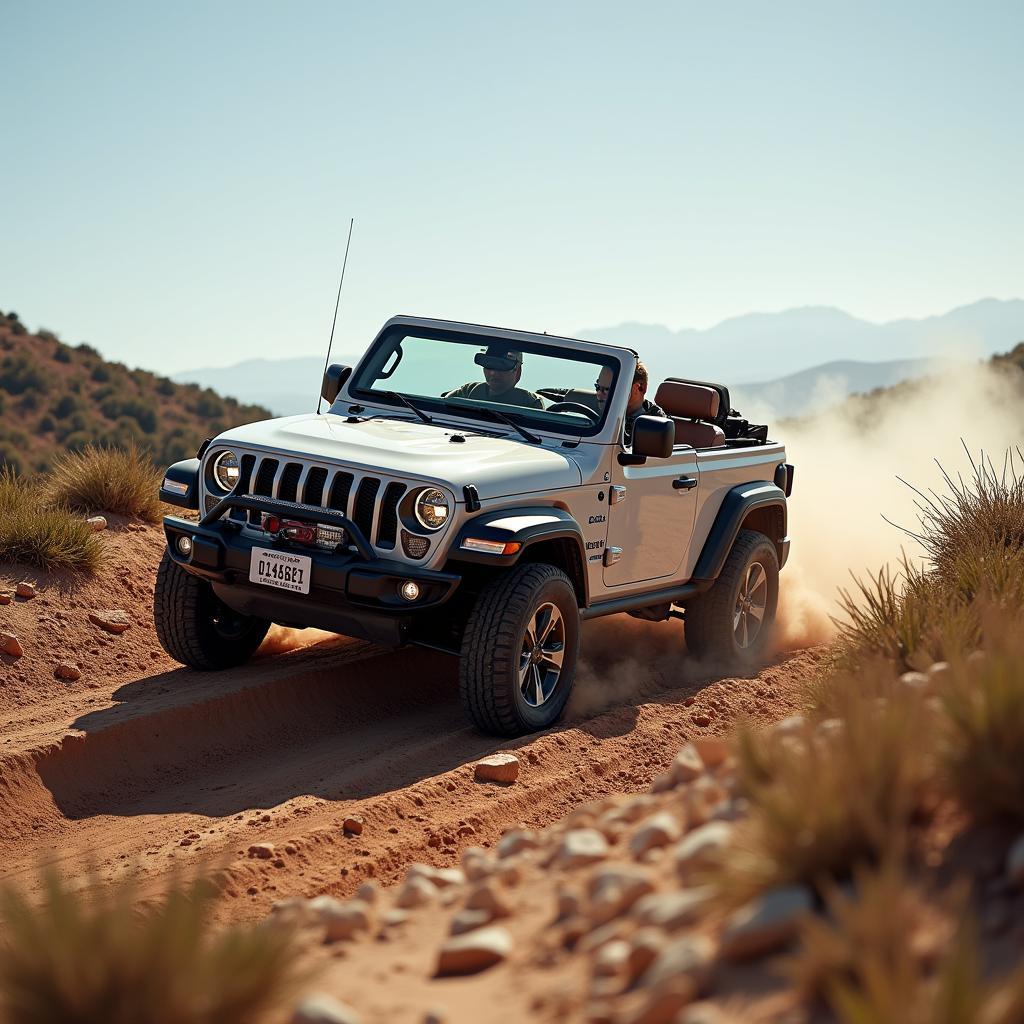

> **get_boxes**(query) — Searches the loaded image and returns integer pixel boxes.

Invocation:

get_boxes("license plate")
[249,547,312,595]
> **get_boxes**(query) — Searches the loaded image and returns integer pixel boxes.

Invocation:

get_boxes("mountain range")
[173,299,1024,418]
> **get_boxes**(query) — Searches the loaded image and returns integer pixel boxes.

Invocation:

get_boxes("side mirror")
[321,364,352,406]
[631,415,675,459]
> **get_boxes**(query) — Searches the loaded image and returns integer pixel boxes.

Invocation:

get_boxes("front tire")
[458,563,581,737]
[154,551,270,669]
[683,529,779,670]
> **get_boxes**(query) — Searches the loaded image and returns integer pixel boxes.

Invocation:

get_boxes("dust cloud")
[258,624,342,655]
[774,357,1024,644]
[569,355,1024,716]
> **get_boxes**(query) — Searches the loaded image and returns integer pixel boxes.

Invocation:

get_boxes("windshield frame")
[343,323,627,440]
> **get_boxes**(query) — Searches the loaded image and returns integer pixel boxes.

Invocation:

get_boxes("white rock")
[318,899,373,943]
[632,887,715,930]
[355,880,378,904]
[435,925,512,976]
[449,908,492,935]
[587,865,655,925]
[670,744,705,784]
[474,753,520,783]
[719,885,813,960]
[630,811,683,859]
[815,718,844,741]
[674,822,734,877]
[1006,834,1024,886]
[86,515,107,532]
[465,881,511,919]
[928,660,952,681]
[556,828,609,869]
[639,933,715,990]
[497,828,538,859]
[683,776,728,829]
[291,994,361,1024]
[899,671,932,695]
[408,863,465,889]
[461,846,491,881]
[772,715,806,737]
[395,875,436,909]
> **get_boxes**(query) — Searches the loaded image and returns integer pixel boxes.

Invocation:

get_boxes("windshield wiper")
[441,398,541,443]
[380,391,433,424]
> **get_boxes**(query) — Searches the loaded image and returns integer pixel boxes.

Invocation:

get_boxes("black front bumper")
[163,496,460,648]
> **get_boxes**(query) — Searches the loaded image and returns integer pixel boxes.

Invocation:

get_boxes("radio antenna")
[316,217,355,413]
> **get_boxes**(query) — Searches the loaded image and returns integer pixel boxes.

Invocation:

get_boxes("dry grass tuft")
[789,862,1024,1024]
[47,443,163,522]
[0,469,101,573]
[938,614,1024,822]
[0,869,305,1024]
[717,685,935,904]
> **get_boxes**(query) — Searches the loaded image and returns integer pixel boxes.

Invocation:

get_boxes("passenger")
[445,347,544,409]
[595,361,665,445]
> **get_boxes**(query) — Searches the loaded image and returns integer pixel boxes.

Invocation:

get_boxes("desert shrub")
[0,353,46,394]
[157,377,176,396]
[99,396,157,433]
[938,616,1024,822]
[192,390,227,419]
[47,443,163,521]
[53,344,72,363]
[0,469,100,572]
[90,363,110,382]
[76,342,100,357]
[52,393,82,418]
[717,685,935,904]
[790,862,1024,1024]
[36,328,58,343]
[17,391,40,414]
[37,415,55,433]
[0,869,303,1024]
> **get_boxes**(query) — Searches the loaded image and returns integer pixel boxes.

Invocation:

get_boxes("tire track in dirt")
[0,623,823,922]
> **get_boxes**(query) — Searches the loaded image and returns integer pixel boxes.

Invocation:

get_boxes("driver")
[596,361,665,444]
[445,347,544,409]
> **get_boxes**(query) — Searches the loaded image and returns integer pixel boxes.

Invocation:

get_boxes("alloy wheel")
[519,602,566,707]
[733,561,768,648]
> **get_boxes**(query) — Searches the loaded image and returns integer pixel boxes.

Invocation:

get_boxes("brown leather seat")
[654,382,726,448]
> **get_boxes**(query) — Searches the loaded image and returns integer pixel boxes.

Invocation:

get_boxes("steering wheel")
[545,401,600,422]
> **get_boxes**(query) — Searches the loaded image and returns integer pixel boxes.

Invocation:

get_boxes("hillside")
[0,310,271,474]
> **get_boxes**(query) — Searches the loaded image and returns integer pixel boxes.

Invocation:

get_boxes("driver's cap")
[484,346,523,365]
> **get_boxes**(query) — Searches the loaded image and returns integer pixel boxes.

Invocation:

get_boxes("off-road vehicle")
[155,317,793,736]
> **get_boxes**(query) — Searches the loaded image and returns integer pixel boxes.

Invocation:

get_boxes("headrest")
[655,381,720,421]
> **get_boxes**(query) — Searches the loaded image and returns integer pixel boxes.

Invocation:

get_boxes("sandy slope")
[0,522,822,926]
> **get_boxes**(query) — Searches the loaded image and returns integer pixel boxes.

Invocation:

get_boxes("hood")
[218,413,583,499]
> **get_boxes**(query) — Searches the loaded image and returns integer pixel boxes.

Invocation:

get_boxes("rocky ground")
[0,518,821,939]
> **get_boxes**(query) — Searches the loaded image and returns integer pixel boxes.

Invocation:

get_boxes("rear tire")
[459,563,580,737]
[683,529,779,670]
[154,550,270,669]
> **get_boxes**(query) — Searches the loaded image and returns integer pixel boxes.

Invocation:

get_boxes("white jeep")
[155,316,793,737]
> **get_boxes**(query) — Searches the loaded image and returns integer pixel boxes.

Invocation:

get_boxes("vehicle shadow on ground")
[38,622,771,821]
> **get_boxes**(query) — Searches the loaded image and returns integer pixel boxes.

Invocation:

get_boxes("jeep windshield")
[346,326,620,437]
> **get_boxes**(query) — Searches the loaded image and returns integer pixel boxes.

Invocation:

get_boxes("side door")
[602,445,700,587]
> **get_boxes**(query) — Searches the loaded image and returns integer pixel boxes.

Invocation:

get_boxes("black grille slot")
[376,482,406,548]
[234,453,256,522]
[353,477,380,540]
[328,471,354,513]
[278,462,302,502]
[204,495,218,514]
[253,458,279,496]
[303,467,328,507]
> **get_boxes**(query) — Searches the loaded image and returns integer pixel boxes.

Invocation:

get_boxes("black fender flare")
[691,482,788,582]
[159,458,201,510]
[448,506,589,604]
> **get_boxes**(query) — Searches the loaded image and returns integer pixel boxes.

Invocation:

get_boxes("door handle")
[672,476,698,490]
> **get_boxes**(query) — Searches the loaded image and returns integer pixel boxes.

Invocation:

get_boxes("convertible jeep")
[155,316,793,737]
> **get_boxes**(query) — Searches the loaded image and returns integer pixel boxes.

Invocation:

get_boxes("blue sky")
[2,1,1021,373]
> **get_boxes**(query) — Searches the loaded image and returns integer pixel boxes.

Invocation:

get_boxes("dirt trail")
[0,525,822,922]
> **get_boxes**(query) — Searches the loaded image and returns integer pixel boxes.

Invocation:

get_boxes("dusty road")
[0,523,821,921]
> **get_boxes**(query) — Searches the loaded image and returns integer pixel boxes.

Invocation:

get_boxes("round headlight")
[414,487,450,531]
[211,450,240,491]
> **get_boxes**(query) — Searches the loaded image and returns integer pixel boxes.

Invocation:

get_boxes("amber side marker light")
[460,538,522,556]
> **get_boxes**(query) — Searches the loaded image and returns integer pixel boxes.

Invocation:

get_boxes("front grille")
[208,453,424,555]
[377,482,406,548]
[353,477,380,539]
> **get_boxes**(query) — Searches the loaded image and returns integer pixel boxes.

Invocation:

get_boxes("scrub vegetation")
[710,446,1024,1021]
[0,310,269,474]
[47,443,164,523]
[0,869,305,1024]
